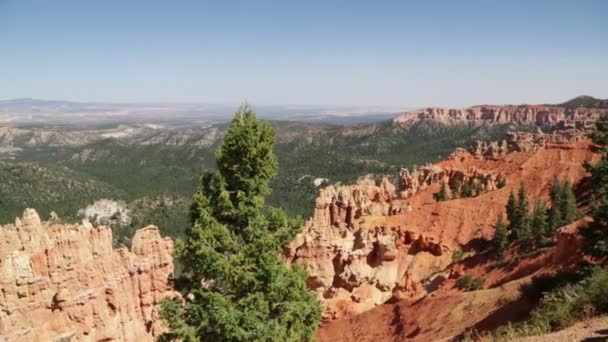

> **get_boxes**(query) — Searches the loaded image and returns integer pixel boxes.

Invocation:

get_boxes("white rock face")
[313,178,329,187]
[78,199,131,226]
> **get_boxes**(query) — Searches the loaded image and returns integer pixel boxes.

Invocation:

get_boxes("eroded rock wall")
[286,165,502,319]
[394,105,602,127]
[471,130,587,158]
[0,209,175,341]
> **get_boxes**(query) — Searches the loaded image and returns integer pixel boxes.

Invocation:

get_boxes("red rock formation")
[287,139,599,321]
[471,129,588,158]
[0,209,175,341]
[316,217,594,342]
[393,105,602,127]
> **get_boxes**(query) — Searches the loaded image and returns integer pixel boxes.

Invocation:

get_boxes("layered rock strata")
[286,164,503,319]
[471,130,587,158]
[0,209,175,341]
[394,105,602,127]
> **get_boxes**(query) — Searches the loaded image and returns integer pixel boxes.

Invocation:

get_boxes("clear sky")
[1,0,607,107]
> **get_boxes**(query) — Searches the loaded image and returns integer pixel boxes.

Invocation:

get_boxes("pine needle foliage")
[160,105,321,342]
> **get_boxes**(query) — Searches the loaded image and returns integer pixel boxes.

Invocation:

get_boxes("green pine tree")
[581,113,608,261]
[559,179,578,225]
[506,190,518,240]
[461,181,474,198]
[547,204,562,232]
[434,182,448,202]
[506,184,530,240]
[506,190,517,224]
[494,214,509,261]
[531,199,548,236]
[548,176,563,230]
[581,199,608,259]
[160,105,321,342]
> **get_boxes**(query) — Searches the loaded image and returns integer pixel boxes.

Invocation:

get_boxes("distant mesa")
[393,96,607,127]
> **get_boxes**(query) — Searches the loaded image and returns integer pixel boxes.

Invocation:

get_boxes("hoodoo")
[0,209,175,341]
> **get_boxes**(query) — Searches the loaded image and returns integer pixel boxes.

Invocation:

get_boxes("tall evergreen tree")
[581,113,608,260]
[160,105,321,342]
[559,179,578,225]
[506,190,517,226]
[494,214,508,261]
[586,126,608,200]
[531,199,548,235]
[506,184,530,240]
[516,183,531,239]
[548,176,564,230]
[581,199,608,259]
[547,204,562,232]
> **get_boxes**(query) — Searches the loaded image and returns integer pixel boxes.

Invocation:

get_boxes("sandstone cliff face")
[286,164,503,319]
[393,105,602,127]
[287,138,597,320]
[471,130,588,158]
[0,209,175,341]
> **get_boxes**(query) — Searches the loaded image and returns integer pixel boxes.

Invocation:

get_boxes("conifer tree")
[434,182,448,202]
[505,184,530,240]
[559,179,578,225]
[531,199,548,236]
[461,181,474,198]
[581,199,608,259]
[548,176,563,230]
[506,190,519,240]
[506,190,517,224]
[494,214,508,261]
[581,113,608,260]
[547,203,562,232]
[160,105,321,342]
[586,122,608,200]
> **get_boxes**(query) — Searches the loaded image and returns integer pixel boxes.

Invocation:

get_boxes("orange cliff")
[0,209,176,341]
[286,135,600,323]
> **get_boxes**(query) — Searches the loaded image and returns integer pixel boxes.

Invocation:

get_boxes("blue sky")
[1,0,606,107]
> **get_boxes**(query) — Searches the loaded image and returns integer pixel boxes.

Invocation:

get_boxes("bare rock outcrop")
[77,199,132,226]
[471,129,588,158]
[393,105,602,127]
[0,209,175,341]
[311,177,398,228]
[397,164,503,199]
[286,166,502,319]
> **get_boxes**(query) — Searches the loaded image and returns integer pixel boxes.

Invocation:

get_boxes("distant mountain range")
[0,98,403,125]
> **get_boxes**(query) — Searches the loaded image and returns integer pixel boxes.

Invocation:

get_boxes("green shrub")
[470,277,486,291]
[456,275,473,290]
[451,247,465,263]
[456,275,485,291]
